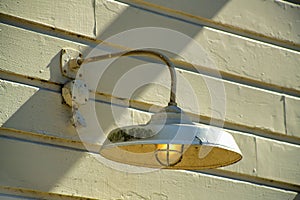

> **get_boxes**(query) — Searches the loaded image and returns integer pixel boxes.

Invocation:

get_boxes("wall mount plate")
[62,79,89,127]
[62,80,89,107]
[60,48,83,79]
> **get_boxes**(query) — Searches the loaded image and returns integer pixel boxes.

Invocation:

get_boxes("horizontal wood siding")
[1,23,300,138]
[0,136,298,199]
[0,0,299,199]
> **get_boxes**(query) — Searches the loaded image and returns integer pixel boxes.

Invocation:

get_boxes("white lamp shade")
[100,106,242,169]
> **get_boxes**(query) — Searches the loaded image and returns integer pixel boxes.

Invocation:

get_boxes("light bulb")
[155,144,183,166]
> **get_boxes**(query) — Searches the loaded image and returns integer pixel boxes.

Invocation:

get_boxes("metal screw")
[76,57,83,65]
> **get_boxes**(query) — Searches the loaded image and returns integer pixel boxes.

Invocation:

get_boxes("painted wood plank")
[95,0,300,94]
[0,79,299,186]
[0,79,78,139]
[256,137,300,187]
[0,136,298,200]
[0,186,96,200]
[0,0,95,37]
[125,0,300,45]
[0,23,91,84]
[285,96,300,138]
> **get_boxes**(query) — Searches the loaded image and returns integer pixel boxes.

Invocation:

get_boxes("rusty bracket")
[71,109,87,128]
[62,80,89,127]
[60,48,83,79]
[62,80,89,107]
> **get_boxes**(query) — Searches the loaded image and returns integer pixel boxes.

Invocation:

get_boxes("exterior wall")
[1,0,300,199]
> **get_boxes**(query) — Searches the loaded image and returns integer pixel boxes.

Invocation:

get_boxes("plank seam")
[282,95,288,135]
[0,185,97,200]
[93,0,97,37]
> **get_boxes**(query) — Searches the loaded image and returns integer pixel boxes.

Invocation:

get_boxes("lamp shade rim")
[99,123,242,169]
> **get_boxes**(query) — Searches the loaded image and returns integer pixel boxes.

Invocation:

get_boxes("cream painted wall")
[0,0,299,199]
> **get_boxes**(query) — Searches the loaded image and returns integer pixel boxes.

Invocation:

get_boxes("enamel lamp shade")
[100,105,242,169]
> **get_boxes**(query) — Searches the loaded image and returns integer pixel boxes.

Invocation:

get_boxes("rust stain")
[0,185,97,199]
[0,127,100,153]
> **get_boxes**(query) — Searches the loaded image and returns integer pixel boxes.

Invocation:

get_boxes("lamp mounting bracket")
[62,80,89,108]
[60,48,83,79]
[62,80,89,127]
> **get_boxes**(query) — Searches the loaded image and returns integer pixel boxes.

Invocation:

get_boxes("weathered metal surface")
[62,80,89,107]
[60,48,83,79]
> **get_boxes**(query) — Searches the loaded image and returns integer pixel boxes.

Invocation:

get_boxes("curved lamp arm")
[77,49,177,106]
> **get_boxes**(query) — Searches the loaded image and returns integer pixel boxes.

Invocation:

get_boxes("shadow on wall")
[1,0,231,197]
[96,0,229,41]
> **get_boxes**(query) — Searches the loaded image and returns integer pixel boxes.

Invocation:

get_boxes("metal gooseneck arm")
[77,49,177,106]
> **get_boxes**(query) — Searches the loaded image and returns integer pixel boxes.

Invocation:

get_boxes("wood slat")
[0,136,298,200]
[122,0,300,45]
[0,23,91,84]
[256,137,300,186]
[0,79,78,139]
[286,96,300,138]
[0,0,95,37]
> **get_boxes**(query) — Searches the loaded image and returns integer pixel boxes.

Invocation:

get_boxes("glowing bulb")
[155,144,183,166]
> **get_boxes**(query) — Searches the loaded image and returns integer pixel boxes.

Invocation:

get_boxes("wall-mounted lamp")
[61,48,242,169]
